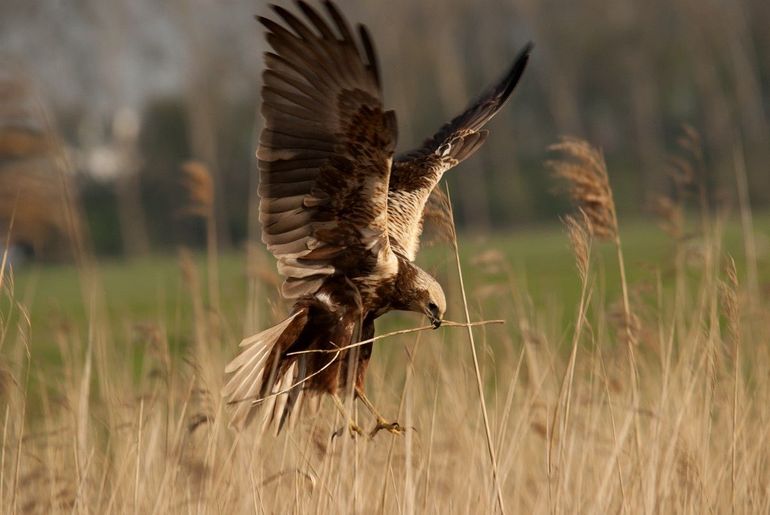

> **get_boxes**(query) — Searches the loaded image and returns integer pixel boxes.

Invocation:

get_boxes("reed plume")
[180,161,214,219]
[549,137,643,485]
[547,137,617,241]
[551,208,593,510]
[651,195,684,241]
[180,160,220,315]
[547,137,633,344]
[562,210,591,283]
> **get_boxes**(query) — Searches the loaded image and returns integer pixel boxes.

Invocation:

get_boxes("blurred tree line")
[1,0,768,256]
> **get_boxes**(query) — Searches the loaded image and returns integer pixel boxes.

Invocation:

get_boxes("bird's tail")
[222,310,309,433]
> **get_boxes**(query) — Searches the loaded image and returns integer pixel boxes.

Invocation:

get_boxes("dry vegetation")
[0,127,768,514]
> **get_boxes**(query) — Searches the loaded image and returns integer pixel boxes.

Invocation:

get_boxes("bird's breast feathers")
[387,190,426,259]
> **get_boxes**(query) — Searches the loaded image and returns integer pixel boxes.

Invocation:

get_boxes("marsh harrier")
[224,0,531,436]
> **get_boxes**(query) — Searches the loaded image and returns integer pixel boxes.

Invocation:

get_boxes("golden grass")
[1,137,770,514]
[180,160,221,315]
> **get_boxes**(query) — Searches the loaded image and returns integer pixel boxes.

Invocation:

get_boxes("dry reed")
[0,120,768,513]
[181,160,221,315]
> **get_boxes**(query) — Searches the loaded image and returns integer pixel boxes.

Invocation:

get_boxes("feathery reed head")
[563,209,591,283]
[667,155,696,194]
[180,160,214,218]
[667,124,704,196]
[548,137,617,241]
[676,124,703,162]
[651,195,684,240]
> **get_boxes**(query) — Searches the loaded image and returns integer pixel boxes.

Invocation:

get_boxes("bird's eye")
[428,302,438,312]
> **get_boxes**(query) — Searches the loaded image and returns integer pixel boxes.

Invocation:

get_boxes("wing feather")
[387,43,532,259]
[257,1,398,298]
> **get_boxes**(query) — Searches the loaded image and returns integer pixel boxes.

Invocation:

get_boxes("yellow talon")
[330,394,364,439]
[369,418,405,438]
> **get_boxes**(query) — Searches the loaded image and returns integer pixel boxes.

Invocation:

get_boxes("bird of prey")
[223,0,531,436]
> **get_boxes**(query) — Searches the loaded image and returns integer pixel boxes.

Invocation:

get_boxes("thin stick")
[615,213,647,514]
[732,337,739,514]
[551,282,593,512]
[285,319,504,356]
[133,398,144,515]
[445,186,507,515]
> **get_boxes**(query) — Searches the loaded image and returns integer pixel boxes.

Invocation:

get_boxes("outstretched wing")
[258,0,398,299]
[387,43,532,260]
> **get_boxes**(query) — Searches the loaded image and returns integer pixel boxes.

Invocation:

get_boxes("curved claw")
[349,421,365,438]
[369,419,405,438]
[332,421,365,441]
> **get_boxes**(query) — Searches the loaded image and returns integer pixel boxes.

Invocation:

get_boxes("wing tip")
[321,0,339,18]
[357,23,381,87]
[499,41,533,100]
[270,3,292,22]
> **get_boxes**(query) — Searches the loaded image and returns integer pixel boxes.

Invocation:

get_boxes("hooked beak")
[426,307,442,329]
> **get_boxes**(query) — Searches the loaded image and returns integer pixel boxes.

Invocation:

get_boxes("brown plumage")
[224,0,531,433]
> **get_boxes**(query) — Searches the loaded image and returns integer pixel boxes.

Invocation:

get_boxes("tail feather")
[222,344,271,399]
[277,357,307,433]
[223,310,306,430]
[260,361,296,434]
[224,318,293,373]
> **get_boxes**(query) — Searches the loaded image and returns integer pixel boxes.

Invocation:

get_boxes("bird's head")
[410,267,446,329]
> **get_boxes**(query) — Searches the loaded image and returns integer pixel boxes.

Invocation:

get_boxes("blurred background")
[0,0,768,259]
[4,4,770,511]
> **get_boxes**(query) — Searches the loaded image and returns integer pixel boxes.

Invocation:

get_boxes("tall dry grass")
[1,133,769,514]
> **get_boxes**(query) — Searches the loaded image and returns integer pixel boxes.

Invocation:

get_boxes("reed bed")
[0,135,769,514]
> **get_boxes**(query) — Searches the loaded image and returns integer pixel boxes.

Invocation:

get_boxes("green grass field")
[10,215,768,363]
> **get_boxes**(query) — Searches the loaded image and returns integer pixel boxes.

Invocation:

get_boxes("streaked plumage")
[224,0,531,432]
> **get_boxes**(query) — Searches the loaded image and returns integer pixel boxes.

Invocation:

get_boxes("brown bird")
[223,0,531,436]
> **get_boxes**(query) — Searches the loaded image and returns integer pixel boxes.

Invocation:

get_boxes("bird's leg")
[355,386,404,438]
[330,393,364,439]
